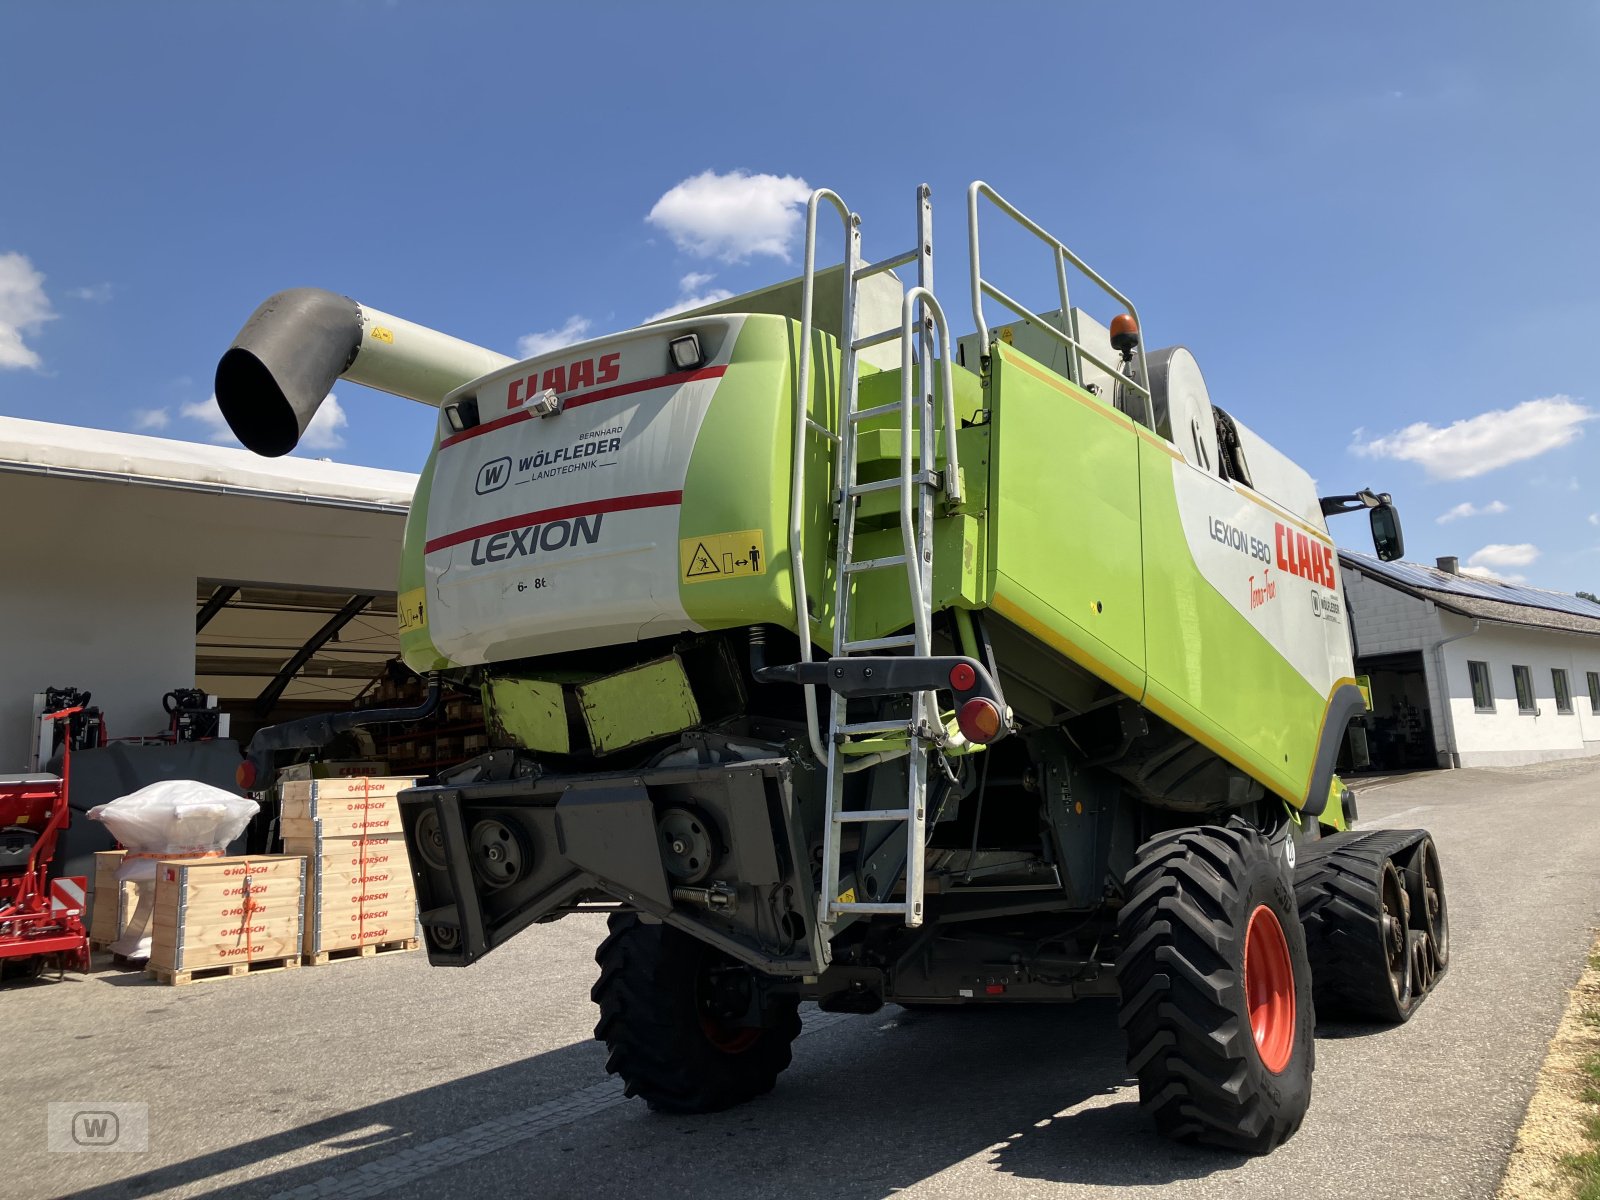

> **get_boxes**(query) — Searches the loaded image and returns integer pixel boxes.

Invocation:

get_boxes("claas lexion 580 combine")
[217,182,1448,1152]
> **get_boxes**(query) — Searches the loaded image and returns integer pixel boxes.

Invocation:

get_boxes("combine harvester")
[217,182,1447,1152]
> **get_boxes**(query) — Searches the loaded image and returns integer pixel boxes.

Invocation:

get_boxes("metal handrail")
[966,181,1154,427]
[792,189,854,765]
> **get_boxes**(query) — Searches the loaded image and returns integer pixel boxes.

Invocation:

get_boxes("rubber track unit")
[1293,828,1446,1023]
[1116,823,1315,1154]
[591,913,802,1114]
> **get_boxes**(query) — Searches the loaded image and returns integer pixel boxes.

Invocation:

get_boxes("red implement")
[0,707,93,979]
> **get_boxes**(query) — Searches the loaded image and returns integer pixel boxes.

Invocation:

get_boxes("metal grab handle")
[966,180,1154,429]
[791,189,855,766]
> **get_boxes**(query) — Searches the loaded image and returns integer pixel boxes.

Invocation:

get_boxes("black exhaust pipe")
[216,289,363,457]
[216,288,514,457]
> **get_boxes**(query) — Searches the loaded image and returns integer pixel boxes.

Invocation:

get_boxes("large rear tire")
[1116,824,1315,1154]
[592,913,801,1114]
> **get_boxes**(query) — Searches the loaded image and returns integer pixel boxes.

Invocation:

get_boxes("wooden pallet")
[302,937,418,967]
[144,954,301,987]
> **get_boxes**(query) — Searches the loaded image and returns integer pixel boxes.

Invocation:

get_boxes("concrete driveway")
[7,757,1598,1200]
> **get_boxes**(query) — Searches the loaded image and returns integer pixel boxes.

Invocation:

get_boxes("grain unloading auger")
[217,181,1448,1153]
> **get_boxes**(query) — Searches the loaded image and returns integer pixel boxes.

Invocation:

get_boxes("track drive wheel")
[1296,840,1422,1023]
[592,913,801,1113]
[1116,824,1314,1154]
[1403,835,1448,972]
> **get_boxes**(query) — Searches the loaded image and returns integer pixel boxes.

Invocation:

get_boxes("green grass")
[1562,958,1600,1199]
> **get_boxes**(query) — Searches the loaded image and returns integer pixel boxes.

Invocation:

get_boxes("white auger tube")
[215,288,513,456]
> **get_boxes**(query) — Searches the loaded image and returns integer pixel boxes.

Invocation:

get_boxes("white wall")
[0,473,405,770]
[1440,621,1600,767]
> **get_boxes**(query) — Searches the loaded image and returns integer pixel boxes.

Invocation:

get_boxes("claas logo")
[1274,523,1337,588]
[506,353,621,407]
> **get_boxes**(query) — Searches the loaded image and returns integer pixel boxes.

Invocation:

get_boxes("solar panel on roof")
[1339,550,1600,620]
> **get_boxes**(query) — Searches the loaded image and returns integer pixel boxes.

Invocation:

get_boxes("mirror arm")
[1319,487,1390,518]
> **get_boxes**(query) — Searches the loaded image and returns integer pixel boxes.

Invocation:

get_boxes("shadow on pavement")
[58,1000,1267,1200]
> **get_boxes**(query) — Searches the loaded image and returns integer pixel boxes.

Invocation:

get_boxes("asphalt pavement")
[6,757,1599,1200]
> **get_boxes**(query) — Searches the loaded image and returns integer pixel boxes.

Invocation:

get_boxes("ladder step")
[852,328,901,352]
[848,470,939,498]
[854,249,917,280]
[830,901,914,916]
[837,718,911,735]
[834,808,914,823]
[843,555,907,574]
[848,478,902,497]
[849,402,903,423]
[841,634,917,652]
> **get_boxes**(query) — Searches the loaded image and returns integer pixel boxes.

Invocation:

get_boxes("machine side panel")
[676,318,837,640]
[989,343,1147,700]
[398,440,451,672]
[1139,438,1355,803]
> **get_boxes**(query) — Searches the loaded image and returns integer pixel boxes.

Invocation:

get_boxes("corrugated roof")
[1341,550,1600,638]
[0,416,418,512]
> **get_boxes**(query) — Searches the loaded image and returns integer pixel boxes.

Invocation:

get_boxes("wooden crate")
[282,828,419,959]
[148,855,304,980]
[90,850,130,949]
[278,776,418,840]
[304,937,418,967]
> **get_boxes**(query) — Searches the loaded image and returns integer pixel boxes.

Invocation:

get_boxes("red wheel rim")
[1243,904,1296,1074]
[699,1013,762,1054]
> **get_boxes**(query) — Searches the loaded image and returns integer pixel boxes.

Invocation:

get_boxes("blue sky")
[2,2,1596,593]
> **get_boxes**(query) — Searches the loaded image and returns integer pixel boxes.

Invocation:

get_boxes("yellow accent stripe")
[992,589,1355,808]
[990,592,1144,701]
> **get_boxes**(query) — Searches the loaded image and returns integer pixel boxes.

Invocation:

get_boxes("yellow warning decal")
[680,529,767,584]
[398,587,427,633]
[999,325,1014,345]
[370,325,394,344]
[837,888,856,905]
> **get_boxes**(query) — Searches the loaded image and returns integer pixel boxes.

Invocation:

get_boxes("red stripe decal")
[440,365,728,449]
[424,490,683,554]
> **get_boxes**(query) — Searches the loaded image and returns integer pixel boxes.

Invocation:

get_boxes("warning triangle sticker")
[686,543,722,577]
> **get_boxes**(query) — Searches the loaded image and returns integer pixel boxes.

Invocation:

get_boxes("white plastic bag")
[89,781,259,958]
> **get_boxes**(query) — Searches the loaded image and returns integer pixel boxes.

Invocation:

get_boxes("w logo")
[475,457,512,495]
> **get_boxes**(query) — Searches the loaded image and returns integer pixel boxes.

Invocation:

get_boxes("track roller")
[1294,829,1449,1023]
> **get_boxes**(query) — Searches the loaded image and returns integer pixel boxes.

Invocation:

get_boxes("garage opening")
[193,580,400,746]
[1352,650,1438,771]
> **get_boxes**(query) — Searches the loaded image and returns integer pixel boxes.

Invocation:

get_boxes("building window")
[1468,661,1495,713]
[1513,665,1536,714]
[1553,669,1573,714]
[1589,671,1600,713]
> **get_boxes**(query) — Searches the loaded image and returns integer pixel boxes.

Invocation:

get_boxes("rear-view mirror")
[1370,503,1404,562]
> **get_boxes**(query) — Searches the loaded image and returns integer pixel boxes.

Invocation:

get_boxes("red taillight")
[984,983,1006,995]
[957,697,1002,744]
[949,662,976,692]
[236,761,257,791]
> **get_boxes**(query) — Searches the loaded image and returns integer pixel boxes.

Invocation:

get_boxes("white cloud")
[1459,565,1527,584]
[646,169,812,263]
[645,272,735,322]
[68,282,114,303]
[181,392,345,451]
[517,315,591,359]
[0,251,57,369]
[1468,542,1540,569]
[132,407,170,431]
[1351,396,1595,480]
[181,395,237,444]
[1435,499,1508,524]
[1589,512,1599,527]
[300,394,347,451]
